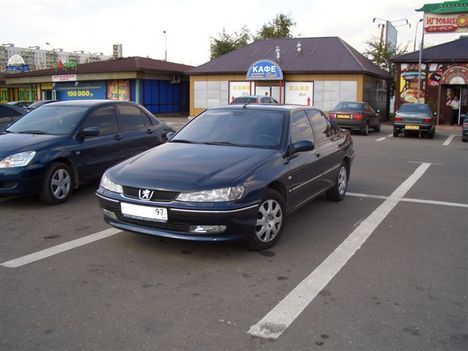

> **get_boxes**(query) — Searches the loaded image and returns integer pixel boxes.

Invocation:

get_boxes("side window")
[308,110,332,144]
[117,105,145,131]
[290,110,315,144]
[0,106,22,117]
[260,97,270,103]
[141,110,159,127]
[82,106,118,135]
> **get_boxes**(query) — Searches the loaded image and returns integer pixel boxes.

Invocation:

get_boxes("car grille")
[122,186,179,202]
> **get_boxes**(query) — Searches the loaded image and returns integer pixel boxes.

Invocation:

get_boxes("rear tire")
[326,162,348,202]
[246,189,286,251]
[393,128,399,137]
[39,162,73,205]
[374,121,381,132]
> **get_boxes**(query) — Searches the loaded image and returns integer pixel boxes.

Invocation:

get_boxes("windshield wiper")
[170,139,196,144]
[203,141,241,147]
[18,130,47,134]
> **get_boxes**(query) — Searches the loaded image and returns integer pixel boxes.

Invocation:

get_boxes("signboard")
[107,80,130,100]
[424,13,468,33]
[54,81,106,101]
[5,64,30,73]
[229,81,253,102]
[52,74,77,82]
[285,82,313,106]
[400,64,426,103]
[246,60,283,81]
[385,21,398,51]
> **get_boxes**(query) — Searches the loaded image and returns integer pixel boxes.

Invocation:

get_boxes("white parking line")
[1,228,121,268]
[248,163,431,340]
[376,137,386,142]
[347,192,468,209]
[442,135,455,146]
[387,133,393,138]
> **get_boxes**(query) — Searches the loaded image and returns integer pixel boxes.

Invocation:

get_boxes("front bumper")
[0,165,44,196]
[96,190,259,242]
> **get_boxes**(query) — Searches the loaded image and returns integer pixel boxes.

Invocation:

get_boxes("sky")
[0,0,462,66]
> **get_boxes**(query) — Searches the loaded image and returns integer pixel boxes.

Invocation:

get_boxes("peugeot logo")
[138,189,154,201]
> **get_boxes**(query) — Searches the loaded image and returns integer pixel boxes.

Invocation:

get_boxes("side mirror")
[288,140,315,155]
[165,131,175,140]
[80,127,100,138]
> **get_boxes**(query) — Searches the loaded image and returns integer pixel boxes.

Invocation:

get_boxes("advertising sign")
[54,81,106,101]
[424,13,468,33]
[285,82,313,106]
[246,60,283,80]
[385,21,398,51]
[52,74,77,82]
[399,64,426,103]
[6,64,30,73]
[107,80,130,101]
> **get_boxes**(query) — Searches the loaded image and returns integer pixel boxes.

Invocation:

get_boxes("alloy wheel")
[51,168,71,200]
[255,199,283,243]
[337,166,347,195]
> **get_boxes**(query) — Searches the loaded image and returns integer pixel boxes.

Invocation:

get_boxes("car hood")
[0,133,67,159]
[109,143,278,191]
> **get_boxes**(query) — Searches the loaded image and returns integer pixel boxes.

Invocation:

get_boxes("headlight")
[0,151,36,168]
[176,186,244,202]
[100,173,123,193]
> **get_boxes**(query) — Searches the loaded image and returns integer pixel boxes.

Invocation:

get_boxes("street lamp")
[163,30,167,61]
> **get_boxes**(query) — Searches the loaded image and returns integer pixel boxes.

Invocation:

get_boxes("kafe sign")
[246,59,283,80]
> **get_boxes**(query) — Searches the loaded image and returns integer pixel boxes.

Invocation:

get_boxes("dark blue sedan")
[0,100,172,204]
[97,104,355,250]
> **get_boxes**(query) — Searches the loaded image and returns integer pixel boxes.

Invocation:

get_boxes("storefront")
[4,57,192,114]
[0,74,34,102]
[392,37,468,124]
[187,37,391,117]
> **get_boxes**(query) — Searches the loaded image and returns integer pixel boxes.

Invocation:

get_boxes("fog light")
[102,209,118,220]
[189,225,227,234]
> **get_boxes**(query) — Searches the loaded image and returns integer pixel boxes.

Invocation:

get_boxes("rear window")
[399,104,431,114]
[333,102,364,112]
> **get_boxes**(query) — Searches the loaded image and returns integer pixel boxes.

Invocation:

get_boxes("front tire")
[374,120,381,132]
[39,162,73,205]
[246,189,285,251]
[326,162,348,202]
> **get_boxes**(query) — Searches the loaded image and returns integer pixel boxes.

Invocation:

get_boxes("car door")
[286,110,323,209]
[115,104,161,159]
[73,105,123,182]
[307,109,344,190]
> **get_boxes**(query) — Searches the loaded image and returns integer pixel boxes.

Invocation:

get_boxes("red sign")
[424,13,468,33]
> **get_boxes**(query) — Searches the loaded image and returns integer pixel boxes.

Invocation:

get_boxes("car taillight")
[394,116,403,122]
[328,113,335,118]
[423,118,432,123]
[353,113,364,120]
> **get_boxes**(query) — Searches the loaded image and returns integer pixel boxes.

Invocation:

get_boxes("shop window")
[194,81,228,109]
[314,81,357,111]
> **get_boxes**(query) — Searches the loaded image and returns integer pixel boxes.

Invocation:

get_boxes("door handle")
[146,128,154,134]
[114,134,122,141]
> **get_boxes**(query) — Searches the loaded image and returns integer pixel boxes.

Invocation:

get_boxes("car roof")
[45,100,136,107]
[208,104,313,112]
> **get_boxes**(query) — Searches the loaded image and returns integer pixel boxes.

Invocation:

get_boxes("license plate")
[121,202,168,222]
[336,114,351,119]
[405,125,419,130]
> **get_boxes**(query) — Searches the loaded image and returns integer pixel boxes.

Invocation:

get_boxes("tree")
[210,26,251,60]
[256,13,296,40]
[363,36,408,95]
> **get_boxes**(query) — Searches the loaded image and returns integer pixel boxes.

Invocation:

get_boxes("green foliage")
[363,36,408,95]
[256,13,296,40]
[210,26,251,60]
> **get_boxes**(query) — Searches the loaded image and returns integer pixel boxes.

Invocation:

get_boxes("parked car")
[0,100,173,204]
[393,103,436,138]
[7,101,32,109]
[97,104,355,250]
[26,99,58,112]
[328,101,381,135]
[462,117,468,142]
[0,103,26,131]
[231,95,278,104]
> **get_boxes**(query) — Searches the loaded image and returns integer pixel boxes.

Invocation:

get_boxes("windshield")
[333,102,364,112]
[7,105,87,135]
[172,109,286,149]
[399,104,431,114]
